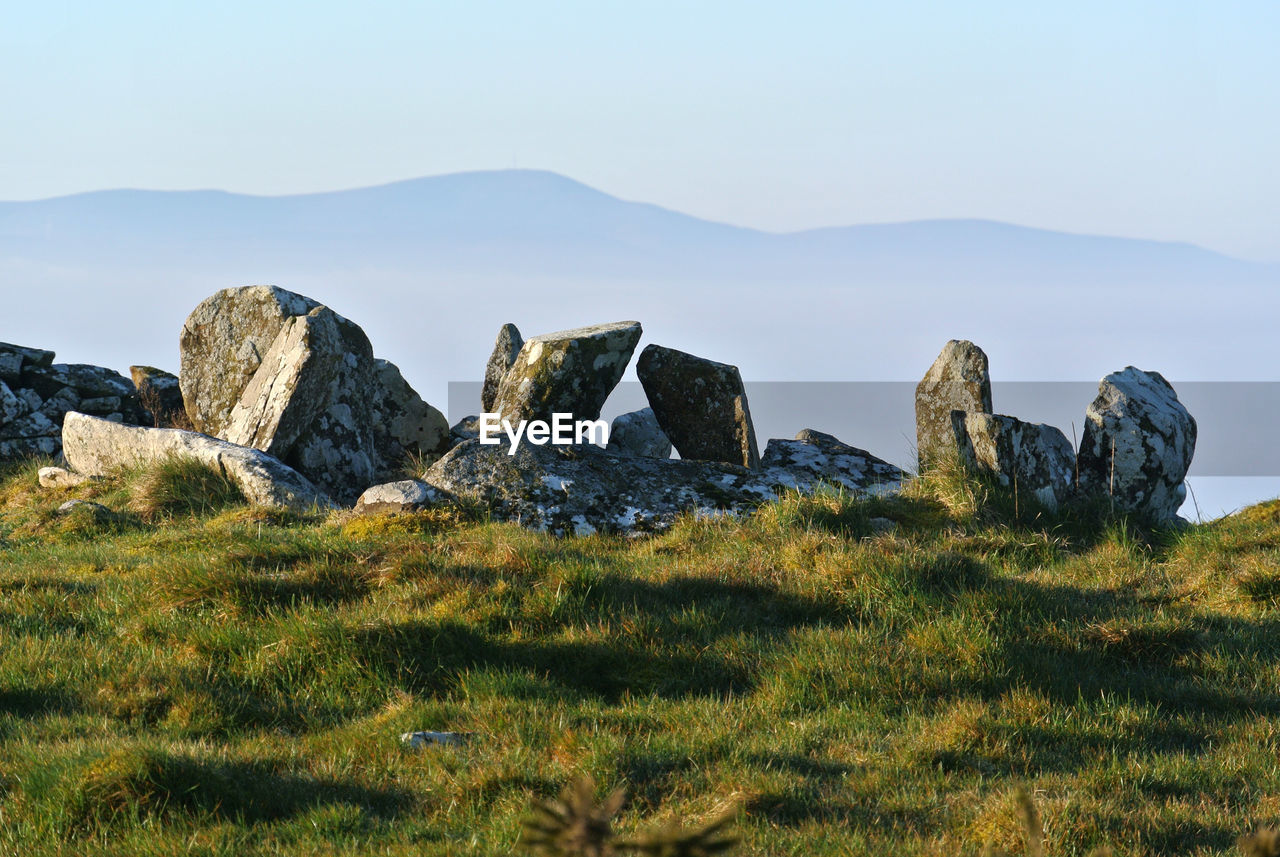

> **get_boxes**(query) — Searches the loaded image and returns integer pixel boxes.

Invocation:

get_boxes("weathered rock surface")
[450,415,481,446]
[38,466,94,489]
[952,412,1076,510]
[1077,367,1196,521]
[606,408,672,459]
[491,321,642,425]
[481,323,523,413]
[370,359,450,466]
[424,438,775,536]
[354,479,451,515]
[62,412,334,513]
[179,285,322,436]
[916,340,992,470]
[0,343,54,381]
[130,366,186,427]
[637,344,760,469]
[761,429,902,495]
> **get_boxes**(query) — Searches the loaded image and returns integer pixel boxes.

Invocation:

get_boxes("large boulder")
[636,344,759,469]
[370,359,450,466]
[916,340,992,470]
[1077,367,1196,521]
[424,438,775,536]
[952,412,1076,510]
[606,407,672,459]
[491,321,642,425]
[481,323,523,413]
[61,412,333,513]
[761,429,902,495]
[179,285,322,435]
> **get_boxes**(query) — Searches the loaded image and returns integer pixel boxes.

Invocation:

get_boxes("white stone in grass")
[401,731,469,749]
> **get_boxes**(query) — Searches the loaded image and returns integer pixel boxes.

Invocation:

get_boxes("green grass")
[0,455,1278,855]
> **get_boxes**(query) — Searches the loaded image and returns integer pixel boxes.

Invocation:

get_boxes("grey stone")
[760,429,902,495]
[37,387,80,420]
[1077,367,1196,522]
[0,380,27,424]
[39,466,94,488]
[451,415,481,445]
[424,438,776,536]
[370,359,450,466]
[481,323,523,413]
[78,396,123,414]
[0,411,59,439]
[354,479,450,515]
[130,366,186,427]
[56,499,111,519]
[0,342,54,381]
[952,412,1076,510]
[916,340,992,470]
[636,344,760,469]
[491,321,642,425]
[179,285,322,436]
[51,364,136,400]
[0,437,59,459]
[61,412,334,513]
[16,388,42,413]
[606,407,672,458]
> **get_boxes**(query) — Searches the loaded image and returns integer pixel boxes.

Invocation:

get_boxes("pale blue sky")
[3,1,1277,259]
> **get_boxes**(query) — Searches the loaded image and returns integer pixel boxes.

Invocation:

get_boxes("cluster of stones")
[0,342,145,460]
[915,339,1196,522]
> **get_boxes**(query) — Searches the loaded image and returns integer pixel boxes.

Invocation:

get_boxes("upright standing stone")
[179,285,321,435]
[481,323,523,413]
[916,340,993,470]
[1077,367,1196,522]
[491,321,642,425]
[636,344,759,469]
[952,412,1076,510]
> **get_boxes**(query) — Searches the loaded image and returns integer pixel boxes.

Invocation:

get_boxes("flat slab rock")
[424,438,776,535]
[761,429,902,495]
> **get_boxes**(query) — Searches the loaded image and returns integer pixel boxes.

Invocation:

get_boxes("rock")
[481,323,523,413]
[450,415,481,445]
[56,499,111,519]
[36,387,80,420]
[760,429,902,495]
[0,437,60,459]
[61,412,334,513]
[78,396,122,415]
[354,479,450,515]
[1,412,59,439]
[38,466,93,488]
[636,344,760,469]
[0,380,26,424]
[0,342,54,381]
[606,407,672,458]
[491,321,642,425]
[400,731,468,749]
[179,285,322,435]
[1077,367,1196,521]
[130,366,186,427]
[952,412,1076,510]
[916,340,993,470]
[424,438,775,536]
[370,359,450,466]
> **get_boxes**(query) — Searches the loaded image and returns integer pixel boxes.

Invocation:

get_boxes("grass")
[0,453,1278,854]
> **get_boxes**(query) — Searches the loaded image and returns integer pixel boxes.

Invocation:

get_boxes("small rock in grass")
[401,730,469,749]
[38,466,93,489]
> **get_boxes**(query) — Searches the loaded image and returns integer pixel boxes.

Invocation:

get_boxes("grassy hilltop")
[0,457,1278,856]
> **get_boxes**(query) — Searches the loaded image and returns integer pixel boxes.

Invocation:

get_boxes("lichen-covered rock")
[424,438,775,536]
[0,342,54,382]
[606,407,672,459]
[0,381,26,424]
[370,359,450,466]
[354,479,450,515]
[179,285,322,435]
[481,323,523,413]
[38,466,94,488]
[0,437,59,459]
[916,340,992,470]
[62,412,333,513]
[636,344,760,469]
[761,429,902,495]
[130,365,186,427]
[491,321,642,425]
[450,415,481,446]
[1077,367,1196,521]
[952,412,1076,510]
[21,363,141,424]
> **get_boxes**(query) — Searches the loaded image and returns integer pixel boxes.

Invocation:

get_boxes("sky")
[2,1,1278,260]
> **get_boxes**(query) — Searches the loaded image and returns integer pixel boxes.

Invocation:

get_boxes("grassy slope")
[0,457,1278,856]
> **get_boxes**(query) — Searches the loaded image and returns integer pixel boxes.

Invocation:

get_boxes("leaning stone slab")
[606,407,672,459]
[637,344,760,469]
[61,412,334,513]
[370,359,450,465]
[179,285,322,435]
[354,479,451,515]
[760,429,902,495]
[1077,367,1196,522]
[952,412,1076,510]
[481,323,523,413]
[916,340,992,470]
[424,438,775,536]
[491,321,642,425]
